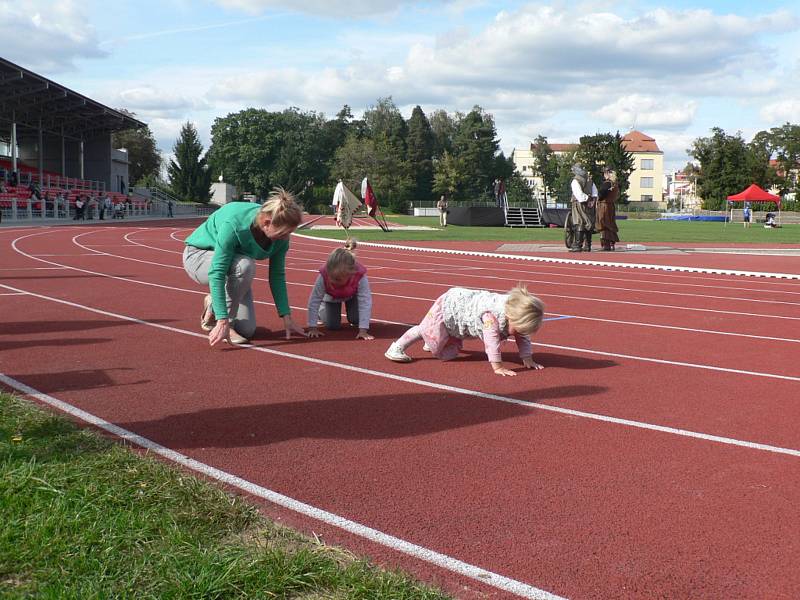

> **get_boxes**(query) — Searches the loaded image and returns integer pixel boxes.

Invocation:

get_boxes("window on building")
[641,194,653,202]
[640,177,654,188]
[641,158,654,170]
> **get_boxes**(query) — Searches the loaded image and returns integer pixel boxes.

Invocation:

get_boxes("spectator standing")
[595,168,620,251]
[437,194,449,228]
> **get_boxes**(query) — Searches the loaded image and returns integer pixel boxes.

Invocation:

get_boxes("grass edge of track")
[0,391,452,599]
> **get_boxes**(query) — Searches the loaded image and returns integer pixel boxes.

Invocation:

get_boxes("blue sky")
[3,0,799,172]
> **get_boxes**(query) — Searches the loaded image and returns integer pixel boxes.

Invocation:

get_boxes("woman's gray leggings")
[182,246,257,338]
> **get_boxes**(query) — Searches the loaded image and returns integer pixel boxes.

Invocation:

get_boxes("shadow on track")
[7,368,150,394]
[1,319,176,335]
[117,385,608,449]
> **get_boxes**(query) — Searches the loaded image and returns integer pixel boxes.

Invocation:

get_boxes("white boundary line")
[0,372,564,600]
[294,233,800,280]
[3,281,800,456]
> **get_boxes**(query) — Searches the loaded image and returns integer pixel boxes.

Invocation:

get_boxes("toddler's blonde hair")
[326,238,358,276]
[505,285,544,335]
[259,187,303,229]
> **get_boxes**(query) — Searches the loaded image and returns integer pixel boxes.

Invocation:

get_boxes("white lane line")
[0,291,26,296]
[365,273,800,322]
[0,372,564,600]
[124,229,800,293]
[72,231,800,333]
[72,232,800,342]
[3,282,800,460]
[12,232,800,381]
[11,228,796,357]
[287,246,800,306]
[293,233,800,280]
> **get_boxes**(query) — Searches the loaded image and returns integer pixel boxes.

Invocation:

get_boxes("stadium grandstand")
[0,56,154,221]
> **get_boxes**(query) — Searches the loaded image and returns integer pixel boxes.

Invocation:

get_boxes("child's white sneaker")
[385,342,412,363]
[422,343,431,352]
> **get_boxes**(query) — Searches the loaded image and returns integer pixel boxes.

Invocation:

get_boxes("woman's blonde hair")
[326,238,358,275]
[259,187,303,229]
[504,284,544,335]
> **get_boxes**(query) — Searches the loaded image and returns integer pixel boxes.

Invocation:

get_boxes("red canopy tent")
[726,184,781,225]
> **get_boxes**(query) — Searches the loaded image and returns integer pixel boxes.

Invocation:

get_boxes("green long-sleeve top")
[184,202,291,319]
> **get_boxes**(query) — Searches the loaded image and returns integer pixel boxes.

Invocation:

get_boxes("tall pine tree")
[452,106,499,200]
[169,122,211,203]
[605,132,635,203]
[406,106,434,201]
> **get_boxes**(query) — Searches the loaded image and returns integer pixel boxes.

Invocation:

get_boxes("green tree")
[112,110,162,187]
[553,151,577,204]
[406,106,434,202]
[429,109,460,158]
[531,135,558,203]
[689,128,753,209]
[364,97,407,155]
[207,107,326,202]
[432,151,461,200]
[576,133,614,187]
[505,172,533,205]
[330,134,413,213]
[452,106,499,200]
[168,122,211,203]
[605,132,635,203]
[760,123,800,196]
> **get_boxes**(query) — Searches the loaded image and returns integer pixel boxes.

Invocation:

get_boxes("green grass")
[0,393,451,599]
[303,215,799,244]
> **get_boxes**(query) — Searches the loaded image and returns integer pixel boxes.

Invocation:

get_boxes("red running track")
[1,221,800,600]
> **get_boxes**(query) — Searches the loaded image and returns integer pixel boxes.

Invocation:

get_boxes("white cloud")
[760,99,800,123]
[0,0,106,73]
[593,95,698,130]
[116,86,210,117]
[212,0,451,17]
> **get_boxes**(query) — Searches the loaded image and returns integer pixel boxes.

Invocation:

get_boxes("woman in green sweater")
[183,188,306,346]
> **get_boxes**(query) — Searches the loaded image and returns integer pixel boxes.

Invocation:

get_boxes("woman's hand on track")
[283,315,308,339]
[209,319,230,347]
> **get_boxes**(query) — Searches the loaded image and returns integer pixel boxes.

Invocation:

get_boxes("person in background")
[437,194,449,228]
[569,164,597,253]
[595,168,620,251]
[742,201,752,228]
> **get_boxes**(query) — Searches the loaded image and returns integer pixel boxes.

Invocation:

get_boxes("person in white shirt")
[569,164,598,252]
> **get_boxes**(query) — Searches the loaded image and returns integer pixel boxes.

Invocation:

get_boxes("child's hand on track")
[308,328,323,338]
[522,357,544,370]
[356,329,374,340]
[492,364,517,377]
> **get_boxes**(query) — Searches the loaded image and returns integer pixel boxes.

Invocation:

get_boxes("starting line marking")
[0,372,563,600]
[293,233,800,280]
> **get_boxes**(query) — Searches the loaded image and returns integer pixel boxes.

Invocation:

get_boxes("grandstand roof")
[0,57,144,141]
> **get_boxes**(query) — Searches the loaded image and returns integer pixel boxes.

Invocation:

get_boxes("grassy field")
[303,215,799,244]
[0,393,450,599]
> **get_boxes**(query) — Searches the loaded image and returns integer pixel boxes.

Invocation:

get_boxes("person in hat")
[569,164,597,252]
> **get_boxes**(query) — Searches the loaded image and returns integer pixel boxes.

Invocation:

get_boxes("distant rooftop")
[621,130,662,153]
[528,131,662,154]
